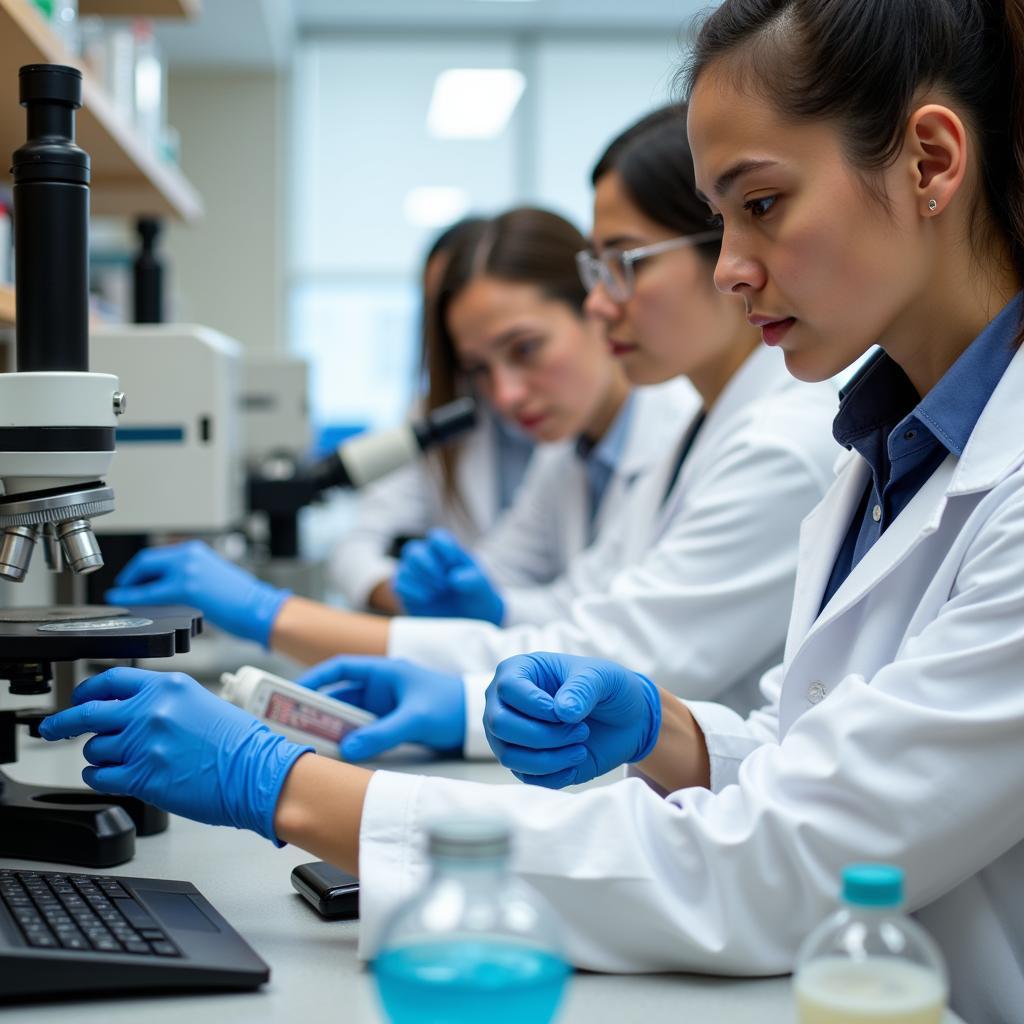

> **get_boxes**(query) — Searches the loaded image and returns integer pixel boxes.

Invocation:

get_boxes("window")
[288,31,681,444]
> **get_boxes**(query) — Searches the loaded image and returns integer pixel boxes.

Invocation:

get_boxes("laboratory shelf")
[0,0,202,222]
[0,283,12,326]
[78,0,200,17]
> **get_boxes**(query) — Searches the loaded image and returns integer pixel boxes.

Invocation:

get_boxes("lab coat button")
[807,681,827,704]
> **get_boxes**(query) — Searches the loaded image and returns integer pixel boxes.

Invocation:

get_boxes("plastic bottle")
[220,665,375,758]
[794,864,948,1024]
[373,818,571,1024]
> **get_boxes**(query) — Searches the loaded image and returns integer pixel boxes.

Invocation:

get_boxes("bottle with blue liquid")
[373,818,571,1024]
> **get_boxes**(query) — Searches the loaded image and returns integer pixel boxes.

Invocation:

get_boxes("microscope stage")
[0,605,202,661]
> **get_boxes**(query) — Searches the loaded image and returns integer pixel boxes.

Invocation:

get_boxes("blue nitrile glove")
[38,668,313,844]
[483,652,661,789]
[393,528,505,625]
[105,540,290,647]
[296,655,465,761]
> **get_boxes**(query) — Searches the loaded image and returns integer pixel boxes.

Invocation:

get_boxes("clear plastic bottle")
[794,864,948,1024]
[373,818,571,1024]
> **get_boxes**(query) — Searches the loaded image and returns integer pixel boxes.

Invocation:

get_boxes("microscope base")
[0,770,139,868]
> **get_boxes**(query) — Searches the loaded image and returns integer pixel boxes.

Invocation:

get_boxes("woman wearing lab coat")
[390,209,692,620]
[42,2,1024,1021]
[104,108,839,732]
[108,206,691,636]
[329,216,536,614]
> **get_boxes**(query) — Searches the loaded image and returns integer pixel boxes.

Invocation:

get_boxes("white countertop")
[1,727,964,1023]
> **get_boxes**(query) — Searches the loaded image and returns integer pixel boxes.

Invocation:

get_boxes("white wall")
[165,70,287,352]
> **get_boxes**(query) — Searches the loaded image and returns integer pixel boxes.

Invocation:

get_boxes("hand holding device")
[106,540,290,646]
[39,667,312,843]
[484,652,661,789]
[296,655,465,761]
[394,528,505,624]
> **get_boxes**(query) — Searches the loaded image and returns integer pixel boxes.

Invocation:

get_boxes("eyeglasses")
[576,231,723,302]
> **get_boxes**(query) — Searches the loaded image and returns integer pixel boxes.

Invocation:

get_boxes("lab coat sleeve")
[361,477,1024,974]
[498,524,622,627]
[461,671,496,760]
[329,460,439,608]
[388,428,828,701]
[683,664,784,792]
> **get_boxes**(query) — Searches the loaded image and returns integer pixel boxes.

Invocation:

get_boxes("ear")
[903,103,969,218]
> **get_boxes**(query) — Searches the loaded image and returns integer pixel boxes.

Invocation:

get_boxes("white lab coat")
[476,379,698,606]
[359,342,1024,1024]
[329,409,522,607]
[387,345,841,744]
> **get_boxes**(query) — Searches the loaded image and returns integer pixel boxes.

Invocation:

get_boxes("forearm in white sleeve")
[361,488,1024,979]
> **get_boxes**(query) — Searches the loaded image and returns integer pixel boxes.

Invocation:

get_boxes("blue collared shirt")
[820,293,1022,612]
[493,415,535,514]
[576,392,636,540]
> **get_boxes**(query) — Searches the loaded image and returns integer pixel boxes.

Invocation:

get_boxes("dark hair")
[425,207,588,518]
[423,216,487,272]
[590,104,722,263]
[419,216,487,413]
[683,0,1024,307]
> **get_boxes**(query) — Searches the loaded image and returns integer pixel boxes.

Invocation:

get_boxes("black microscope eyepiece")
[12,64,90,373]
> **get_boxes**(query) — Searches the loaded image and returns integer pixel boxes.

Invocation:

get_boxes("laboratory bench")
[2,731,966,1023]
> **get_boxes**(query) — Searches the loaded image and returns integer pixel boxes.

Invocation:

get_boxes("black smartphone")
[291,861,360,920]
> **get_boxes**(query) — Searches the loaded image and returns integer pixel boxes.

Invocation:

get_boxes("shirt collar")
[575,391,635,470]
[833,292,1022,458]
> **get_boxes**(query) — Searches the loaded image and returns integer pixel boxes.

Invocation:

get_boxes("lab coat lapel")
[793,340,1024,652]
[656,346,792,537]
[782,452,869,667]
[792,453,956,655]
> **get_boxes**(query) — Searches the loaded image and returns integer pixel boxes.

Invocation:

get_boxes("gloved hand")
[106,540,290,647]
[484,652,661,789]
[38,668,312,844]
[297,655,465,761]
[393,529,505,625]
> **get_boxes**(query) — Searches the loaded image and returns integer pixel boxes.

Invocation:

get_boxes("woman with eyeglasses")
[93,106,839,760]
[327,216,538,616]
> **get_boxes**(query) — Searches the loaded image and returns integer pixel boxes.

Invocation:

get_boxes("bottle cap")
[842,863,904,907]
[427,817,510,860]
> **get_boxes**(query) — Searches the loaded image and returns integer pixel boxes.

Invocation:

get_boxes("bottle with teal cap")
[372,817,571,1024]
[794,864,948,1024]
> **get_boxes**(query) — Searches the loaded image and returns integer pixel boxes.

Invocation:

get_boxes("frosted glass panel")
[290,280,420,433]
[532,38,683,229]
[291,36,520,277]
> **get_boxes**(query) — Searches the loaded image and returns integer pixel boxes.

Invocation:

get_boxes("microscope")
[0,65,199,868]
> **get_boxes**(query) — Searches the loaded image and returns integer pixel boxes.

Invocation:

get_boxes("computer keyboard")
[1,869,180,957]
[0,867,270,1001]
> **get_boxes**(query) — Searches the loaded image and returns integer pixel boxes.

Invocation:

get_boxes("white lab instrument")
[89,324,244,534]
[220,665,374,759]
[240,355,312,467]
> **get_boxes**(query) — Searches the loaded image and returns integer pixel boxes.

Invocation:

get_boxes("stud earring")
[928,198,938,211]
